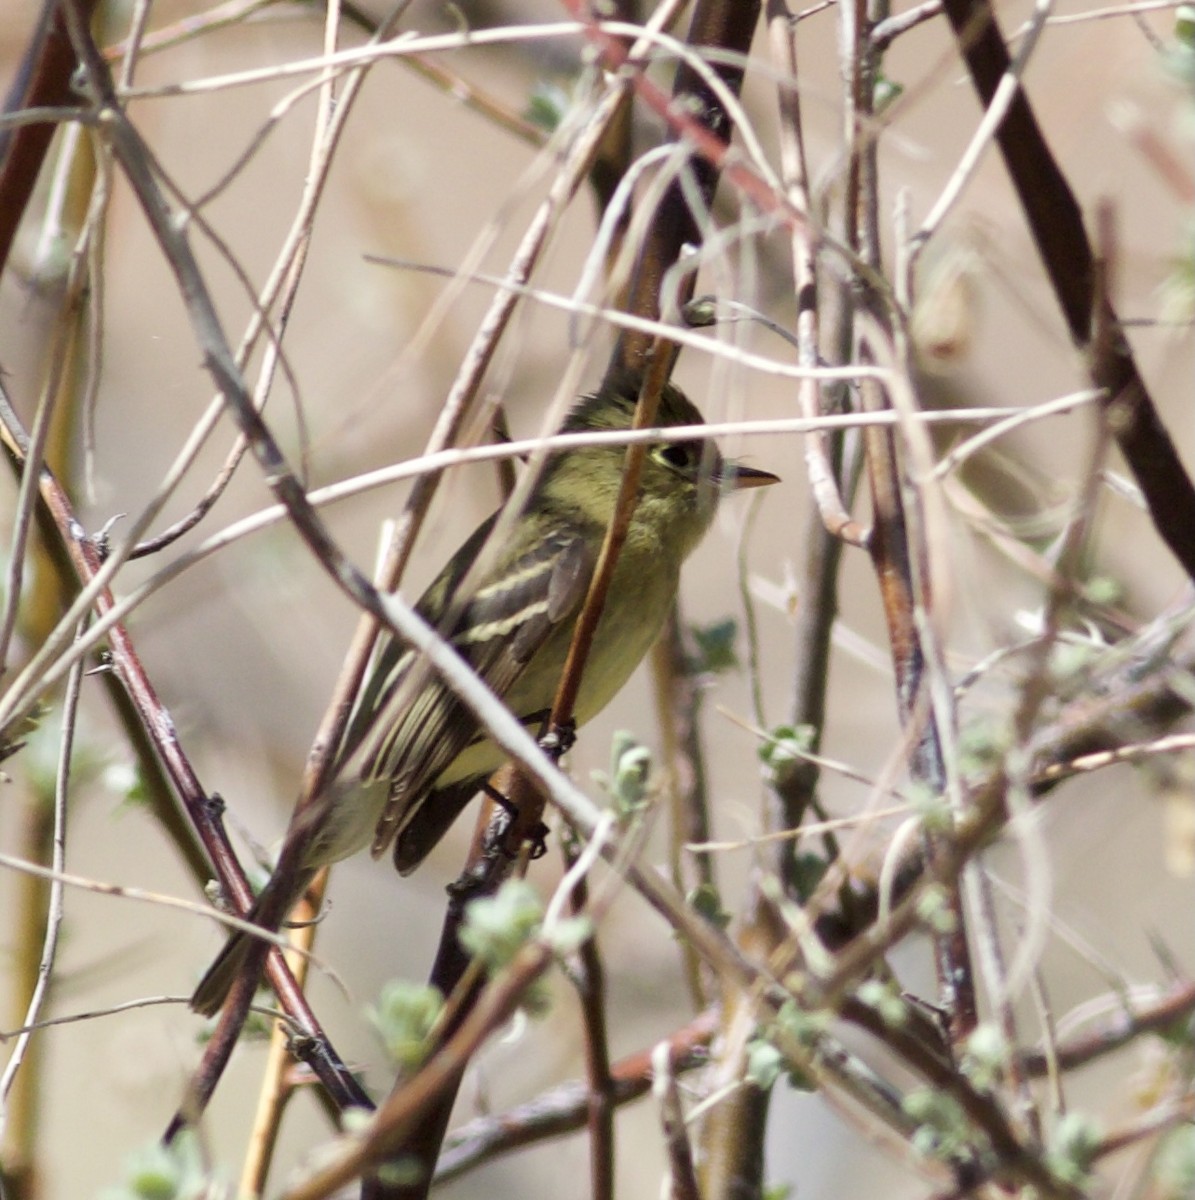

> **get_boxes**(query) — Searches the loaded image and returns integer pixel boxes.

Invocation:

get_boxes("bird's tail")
[190,866,314,1017]
[190,922,256,1018]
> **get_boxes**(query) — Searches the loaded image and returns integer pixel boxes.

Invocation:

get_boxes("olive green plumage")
[190,376,774,1016]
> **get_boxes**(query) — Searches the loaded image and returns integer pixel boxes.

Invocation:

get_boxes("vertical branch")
[653,1041,701,1200]
[861,359,978,1040]
[360,81,666,1200]
[766,0,864,859]
[842,0,978,1039]
[0,406,370,1115]
[652,615,715,1009]
[525,350,678,1200]
[605,0,762,370]
[0,0,99,278]
[564,844,616,1200]
[238,886,323,1197]
[0,618,84,1197]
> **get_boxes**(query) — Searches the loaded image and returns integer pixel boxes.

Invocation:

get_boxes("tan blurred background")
[0,0,1192,1195]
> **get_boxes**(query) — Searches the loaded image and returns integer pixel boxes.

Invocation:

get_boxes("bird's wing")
[353,523,594,860]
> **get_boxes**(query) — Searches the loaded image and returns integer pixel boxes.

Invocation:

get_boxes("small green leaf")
[1176,4,1195,48]
[759,725,815,775]
[908,782,954,835]
[682,296,719,328]
[1046,1112,1102,1186]
[341,1107,374,1134]
[960,1023,1009,1092]
[368,982,444,1071]
[1153,1125,1195,1199]
[1049,640,1098,682]
[903,1088,975,1162]
[375,1157,426,1186]
[751,1001,822,1092]
[459,880,543,971]
[689,617,739,674]
[874,73,904,113]
[105,760,151,809]
[857,979,909,1029]
[787,852,829,902]
[1082,574,1124,607]
[773,999,830,1047]
[745,1038,785,1090]
[545,915,593,956]
[100,1132,209,1200]
[916,883,959,934]
[687,883,731,930]
[1161,222,1195,323]
[955,721,1010,780]
[592,731,652,816]
[525,81,570,133]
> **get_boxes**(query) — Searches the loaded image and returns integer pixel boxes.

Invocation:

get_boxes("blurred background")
[0,0,1192,1196]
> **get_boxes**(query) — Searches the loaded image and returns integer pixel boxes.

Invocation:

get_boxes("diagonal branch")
[0,388,368,1113]
[938,0,1195,584]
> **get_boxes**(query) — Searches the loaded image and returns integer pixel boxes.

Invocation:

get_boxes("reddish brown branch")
[435,1012,716,1182]
[1019,981,1195,1077]
[0,394,367,1115]
[559,0,765,372]
[281,943,556,1200]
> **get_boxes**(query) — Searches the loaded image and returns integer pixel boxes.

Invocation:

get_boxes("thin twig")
[563,844,616,1200]
[0,358,362,1116]
[239,882,325,1196]
[0,617,85,1144]
[870,0,942,48]
[653,1041,701,1200]
[129,2,411,558]
[652,612,715,1009]
[770,0,868,547]
[1019,982,1195,1076]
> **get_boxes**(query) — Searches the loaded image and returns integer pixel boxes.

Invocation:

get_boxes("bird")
[190,372,777,1016]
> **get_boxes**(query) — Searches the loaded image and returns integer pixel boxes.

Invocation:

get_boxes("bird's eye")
[654,442,699,471]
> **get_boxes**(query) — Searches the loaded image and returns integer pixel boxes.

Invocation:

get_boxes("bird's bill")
[723,462,780,491]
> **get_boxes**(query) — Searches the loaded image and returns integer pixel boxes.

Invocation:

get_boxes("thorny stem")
[0,390,361,1092]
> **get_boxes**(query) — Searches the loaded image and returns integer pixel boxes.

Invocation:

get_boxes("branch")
[0,0,98,277]
[434,1012,717,1182]
[938,0,1195,584]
